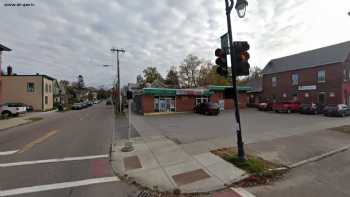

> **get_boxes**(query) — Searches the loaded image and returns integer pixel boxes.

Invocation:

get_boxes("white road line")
[0,176,120,196]
[0,154,108,167]
[0,150,19,156]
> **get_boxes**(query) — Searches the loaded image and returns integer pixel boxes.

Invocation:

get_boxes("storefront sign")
[298,85,316,91]
[176,89,205,96]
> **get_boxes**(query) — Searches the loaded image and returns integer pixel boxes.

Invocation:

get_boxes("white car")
[0,103,27,118]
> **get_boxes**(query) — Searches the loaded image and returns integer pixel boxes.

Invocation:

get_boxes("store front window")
[195,97,208,106]
[154,97,176,112]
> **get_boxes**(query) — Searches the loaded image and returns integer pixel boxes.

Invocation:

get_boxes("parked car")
[25,105,34,112]
[194,102,220,115]
[93,100,99,104]
[299,103,324,115]
[246,103,259,108]
[106,100,112,105]
[0,103,27,118]
[273,101,301,113]
[323,104,350,117]
[71,103,83,110]
[87,101,93,106]
[257,102,273,111]
[81,101,89,108]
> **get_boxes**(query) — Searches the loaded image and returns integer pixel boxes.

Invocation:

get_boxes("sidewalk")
[0,116,33,130]
[246,129,350,167]
[0,110,58,131]
[111,135,248,193]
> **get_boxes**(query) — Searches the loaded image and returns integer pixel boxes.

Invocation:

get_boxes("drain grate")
[136,190,152,197]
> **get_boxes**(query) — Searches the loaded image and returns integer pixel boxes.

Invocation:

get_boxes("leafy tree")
[164,66,180,88]
[179,54,201,88]
[143,67,163,83]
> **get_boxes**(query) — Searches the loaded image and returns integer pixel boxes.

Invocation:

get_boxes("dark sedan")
[299,103,324,115]
[324,104,350,117]
[194,102,220,115]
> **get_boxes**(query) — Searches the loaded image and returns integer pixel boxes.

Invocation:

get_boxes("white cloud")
[0,0,350,87]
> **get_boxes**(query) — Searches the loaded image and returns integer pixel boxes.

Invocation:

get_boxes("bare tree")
[179,54,202,88]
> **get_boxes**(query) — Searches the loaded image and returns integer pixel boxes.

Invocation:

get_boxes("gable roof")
[262,41,350,75]
[246,78,262,93]
[0,44,11,51]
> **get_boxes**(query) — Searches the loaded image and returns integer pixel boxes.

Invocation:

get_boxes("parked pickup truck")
[0,103,27,118]
[272,101,301,113]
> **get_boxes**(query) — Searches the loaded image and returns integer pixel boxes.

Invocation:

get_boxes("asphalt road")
[0,103,137,197]
[132,108,350,144]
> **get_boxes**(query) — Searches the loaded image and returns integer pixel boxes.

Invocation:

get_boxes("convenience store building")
[133,85,251,114]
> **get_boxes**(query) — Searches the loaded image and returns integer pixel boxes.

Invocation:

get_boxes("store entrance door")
[159,97,176,112]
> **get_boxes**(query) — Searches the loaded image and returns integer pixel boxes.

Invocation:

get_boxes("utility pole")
[110,47,125,113]
[225,0,247,161]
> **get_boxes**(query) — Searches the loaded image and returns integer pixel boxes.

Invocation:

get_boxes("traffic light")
[233,41,250,76]
[127,90,133,100]
[215,48,228,77]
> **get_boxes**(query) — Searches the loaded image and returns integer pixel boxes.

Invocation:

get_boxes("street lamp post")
[224,0,248,161]
[110,47,125,113]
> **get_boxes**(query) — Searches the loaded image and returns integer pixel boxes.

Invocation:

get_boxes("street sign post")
[221,33,229,54]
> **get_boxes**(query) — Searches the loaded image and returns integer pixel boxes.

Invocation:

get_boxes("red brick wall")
[211,92,247,109]
[143,95,154,113]
[176,96,195,112]
[210,92,223,103]
[263,63,344,104]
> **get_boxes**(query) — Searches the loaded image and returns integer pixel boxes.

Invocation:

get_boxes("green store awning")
[208,85,251,92]
[143,88,214,97]
[143,88,176,96]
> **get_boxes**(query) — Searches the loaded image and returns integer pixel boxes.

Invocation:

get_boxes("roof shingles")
[262,41,350,75]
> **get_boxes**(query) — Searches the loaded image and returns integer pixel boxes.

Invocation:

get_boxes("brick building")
[262,41,350,105]
[133,85,250,114]
[0,44,12,104]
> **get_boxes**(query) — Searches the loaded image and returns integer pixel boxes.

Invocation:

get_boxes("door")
[318,93,326,105]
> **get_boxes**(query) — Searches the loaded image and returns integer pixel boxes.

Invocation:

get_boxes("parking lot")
[131,108,350,145]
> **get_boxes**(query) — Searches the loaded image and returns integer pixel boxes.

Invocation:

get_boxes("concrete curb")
[288,144,350,168]
[230,187,256,197]
[144,112,191,116]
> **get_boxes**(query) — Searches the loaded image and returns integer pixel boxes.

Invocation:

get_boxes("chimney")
[7,65,12,76]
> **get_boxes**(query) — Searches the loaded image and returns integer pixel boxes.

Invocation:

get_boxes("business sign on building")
[176,89,205,96]
[298,85,317,91]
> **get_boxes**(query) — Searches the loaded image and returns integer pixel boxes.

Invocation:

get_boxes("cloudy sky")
[1,0,350,88]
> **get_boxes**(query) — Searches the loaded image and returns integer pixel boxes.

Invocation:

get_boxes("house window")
[344,70,347,81]
[45,96,48,104]
[45,84,48,93]
[27,83,35,92]
[49,84,52,93]
[292,74,299,85]
[272,77,277,87]
[317,70,326,83]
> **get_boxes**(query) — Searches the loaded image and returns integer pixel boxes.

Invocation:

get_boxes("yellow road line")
[19,130,59,153]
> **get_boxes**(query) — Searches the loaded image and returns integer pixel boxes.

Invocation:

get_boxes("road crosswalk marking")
[0,176,120,196]
[0,150,18,156]
[0,154,109,167]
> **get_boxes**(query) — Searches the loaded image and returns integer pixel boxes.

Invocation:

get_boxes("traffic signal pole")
[225,0,246,161]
